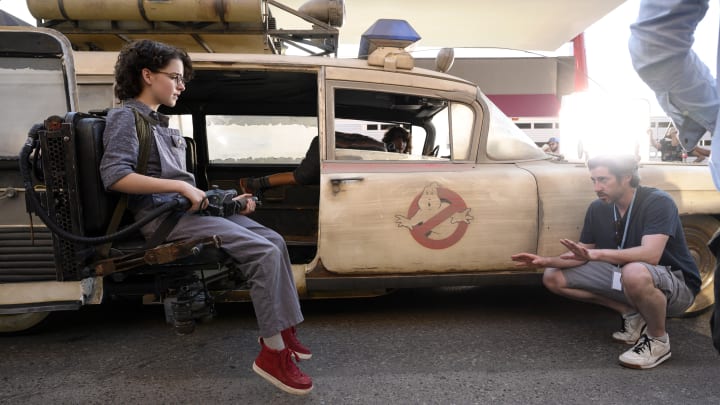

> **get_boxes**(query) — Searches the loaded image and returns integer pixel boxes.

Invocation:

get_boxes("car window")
[428,102,474,160]
[332,88,473,162]
[168,114,194,138]
[451,103,474,160]
[334,119,424,157]
[0,57,69,158]
[205,115,317,164]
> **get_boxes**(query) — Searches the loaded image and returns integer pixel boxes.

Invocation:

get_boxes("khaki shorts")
[562,261,695,317]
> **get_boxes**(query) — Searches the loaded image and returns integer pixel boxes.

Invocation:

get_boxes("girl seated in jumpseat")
[98,39,314,396]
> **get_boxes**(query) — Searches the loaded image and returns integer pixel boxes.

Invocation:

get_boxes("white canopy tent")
[20,0,626,54]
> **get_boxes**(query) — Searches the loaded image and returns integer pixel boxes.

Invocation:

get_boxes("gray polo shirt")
[99,99,195,212]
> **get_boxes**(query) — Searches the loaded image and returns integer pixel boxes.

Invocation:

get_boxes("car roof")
[74,51,476,87]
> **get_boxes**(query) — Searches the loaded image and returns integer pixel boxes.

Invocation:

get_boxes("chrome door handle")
[329,177,364,195]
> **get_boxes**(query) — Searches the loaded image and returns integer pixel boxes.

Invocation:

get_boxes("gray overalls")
[99,99,303,337]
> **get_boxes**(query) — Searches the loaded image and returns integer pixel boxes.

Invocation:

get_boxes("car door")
[0,27,79,278]
[0,27,84,329]
[317,68,539,275]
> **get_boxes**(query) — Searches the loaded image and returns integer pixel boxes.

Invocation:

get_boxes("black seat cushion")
[185,136,196,174]
[72,113,119,237]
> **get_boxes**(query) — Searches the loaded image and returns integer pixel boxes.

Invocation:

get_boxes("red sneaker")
[282,326,313,360]
[252,338,313,395]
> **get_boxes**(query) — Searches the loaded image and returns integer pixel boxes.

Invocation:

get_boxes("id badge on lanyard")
[612,190,637,291]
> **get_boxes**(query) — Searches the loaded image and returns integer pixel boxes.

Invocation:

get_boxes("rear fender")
[0,277,102,314]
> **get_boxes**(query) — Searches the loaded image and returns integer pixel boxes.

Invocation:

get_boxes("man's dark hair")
[587,154,640,187]
[114,40,193,100]
[382,126,411,153]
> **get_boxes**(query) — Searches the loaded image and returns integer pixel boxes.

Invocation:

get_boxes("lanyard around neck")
[613,188,637,250]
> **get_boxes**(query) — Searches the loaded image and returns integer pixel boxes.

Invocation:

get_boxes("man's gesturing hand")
[559,239,594,262]
[510,252,548,268]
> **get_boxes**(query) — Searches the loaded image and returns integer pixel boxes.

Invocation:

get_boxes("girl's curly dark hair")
[114,40,193,100]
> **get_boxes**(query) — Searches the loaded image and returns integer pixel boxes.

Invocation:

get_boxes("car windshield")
[481,91,547,161]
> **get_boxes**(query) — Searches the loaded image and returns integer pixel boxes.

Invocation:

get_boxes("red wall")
[486,94,561,117]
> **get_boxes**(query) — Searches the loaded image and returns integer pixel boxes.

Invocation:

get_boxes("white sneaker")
[612,313,647,344]
[618,334,671,369]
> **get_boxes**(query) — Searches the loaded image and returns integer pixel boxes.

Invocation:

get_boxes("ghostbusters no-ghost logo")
[395,182,473,249]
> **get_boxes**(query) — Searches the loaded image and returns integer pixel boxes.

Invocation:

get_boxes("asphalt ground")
[1,283,718,404]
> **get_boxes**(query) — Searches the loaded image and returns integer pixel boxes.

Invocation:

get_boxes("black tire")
[0,312,51,334]
[682,215,719,315]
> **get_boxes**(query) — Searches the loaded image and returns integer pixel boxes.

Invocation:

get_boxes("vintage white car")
[1,19,719,333]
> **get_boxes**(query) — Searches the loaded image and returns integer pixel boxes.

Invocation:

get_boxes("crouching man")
[512,154,700,369]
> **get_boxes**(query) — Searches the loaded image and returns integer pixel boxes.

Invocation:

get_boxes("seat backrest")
[72,115,202,238]
[184,136,208,189]
[185,136,197,174]
[72,113,118,237]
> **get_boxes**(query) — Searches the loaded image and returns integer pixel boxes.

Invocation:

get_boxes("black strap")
[135,109,186,247]
[144,210,184,249]
[132,109,153,174]
[98,108,154,258]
